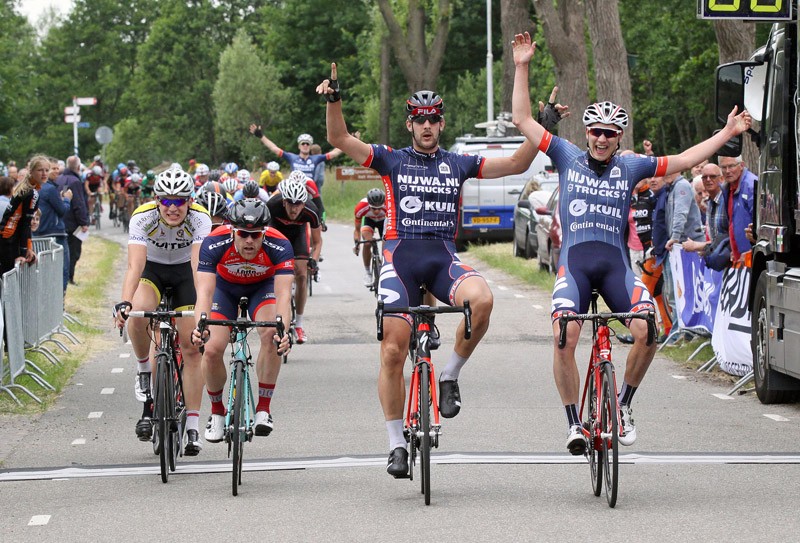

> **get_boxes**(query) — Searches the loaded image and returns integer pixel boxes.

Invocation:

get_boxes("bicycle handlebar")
[376,300,472,341]
[355,238,383,246]
[557,310,656,349]
[127,310,195,320]
[196,313,286,355]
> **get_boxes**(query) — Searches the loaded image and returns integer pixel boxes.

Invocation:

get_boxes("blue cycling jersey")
[364,144,483,241]
[280,151,327,178]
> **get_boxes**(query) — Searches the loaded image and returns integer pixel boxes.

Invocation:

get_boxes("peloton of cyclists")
[113,165,212,456]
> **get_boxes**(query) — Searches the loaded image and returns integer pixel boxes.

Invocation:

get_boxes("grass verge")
[0,236,120,413]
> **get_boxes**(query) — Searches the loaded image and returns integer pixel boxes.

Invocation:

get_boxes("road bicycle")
[125,289,191,483]
[197,298,285,496]
[91,192,102,230]
[557,292,655,508]
[376,298,472,506]
[356,237,382,297]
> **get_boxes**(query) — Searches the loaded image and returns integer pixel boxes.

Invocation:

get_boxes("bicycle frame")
[405,316,441,444]
[224,325,256,449]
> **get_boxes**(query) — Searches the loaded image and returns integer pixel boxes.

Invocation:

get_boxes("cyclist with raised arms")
[113,166,212,455]
[510,32,751,454]
[317,62,563,478]
[248,127,346,179]
[353,188,386,288]
[191,199,294,441]
[266,179,322,344]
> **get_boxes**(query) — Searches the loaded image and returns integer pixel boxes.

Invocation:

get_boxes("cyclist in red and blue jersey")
[511,32,752,454]
[191,199,294,442]
[318,62,563,479]
[353,188,387,287]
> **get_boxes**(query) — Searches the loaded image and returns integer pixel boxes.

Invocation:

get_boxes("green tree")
[214,28,294,169]
[0,1,36,161]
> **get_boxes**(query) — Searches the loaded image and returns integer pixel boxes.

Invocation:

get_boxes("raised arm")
[664,107,751,175]
[249,124,283,156]
[316,63,371,166]
[511,32,547,150]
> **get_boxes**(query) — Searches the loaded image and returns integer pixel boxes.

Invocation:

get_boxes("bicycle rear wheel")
[155,354,170,483]
[231,361,245,496]
[584,364,603,497]
[600,362,619,508]
[419,362,431,505]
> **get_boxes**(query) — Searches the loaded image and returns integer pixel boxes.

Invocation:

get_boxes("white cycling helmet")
[197,191,228,218]
[154,166,194,197]
[222,177,239,194]
[224,162,239,175]
[237,169,251,182]
[195,163,209,176]
[282,179,308,204]
[287,169,309,184]
[266,161,279,173]
[91,165,103,176]
[582,101,629,129]
[297,133,313,145]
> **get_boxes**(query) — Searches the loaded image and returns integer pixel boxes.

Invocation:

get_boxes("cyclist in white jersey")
[113,166,212,455]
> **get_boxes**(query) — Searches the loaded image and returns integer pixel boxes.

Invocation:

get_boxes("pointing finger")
[331,62,337,80]
[548,86,559,104]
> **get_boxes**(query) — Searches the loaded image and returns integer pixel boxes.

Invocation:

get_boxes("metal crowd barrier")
[0,238,80,405]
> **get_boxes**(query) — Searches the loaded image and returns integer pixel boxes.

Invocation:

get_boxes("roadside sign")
[75,97,97,106]
[78,122,91,128]
[64,106,79,115]
[95,125,113,145]
[335,166,381,182]
[64,114,81,123]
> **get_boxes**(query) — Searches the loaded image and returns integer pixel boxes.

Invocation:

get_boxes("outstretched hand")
[512,32,536,66]
[727,106,752,135]
[537,86,571,129]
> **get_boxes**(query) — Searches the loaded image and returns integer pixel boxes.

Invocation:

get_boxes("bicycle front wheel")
[583,364,602,497]
[419,362,431,505]
[600,362,619,508]
[155,354,170,483]
[371,256,380,297]
[170,354,185,471]
[231,361,245,496]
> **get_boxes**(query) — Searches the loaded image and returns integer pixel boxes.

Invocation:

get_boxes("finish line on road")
[3,452,800,482]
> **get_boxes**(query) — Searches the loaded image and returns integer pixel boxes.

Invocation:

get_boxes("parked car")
[534,186,561,273]
[450,133,554,251]
[512,175,558,259]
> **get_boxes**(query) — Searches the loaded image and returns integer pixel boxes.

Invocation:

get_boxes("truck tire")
[752,272,800,404]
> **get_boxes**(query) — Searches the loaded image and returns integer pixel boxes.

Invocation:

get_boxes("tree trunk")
[586,0,634,152]
[500,0,534,114]
[714,20,758,170]
[376,0,452,92]
[531,0,590,144]
[379,35,391,145]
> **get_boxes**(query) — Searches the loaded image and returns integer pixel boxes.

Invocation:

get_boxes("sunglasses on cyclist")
[234,229,264,239]
[158,197,188,207]
[411,114,443,125]
[588,127,622,139]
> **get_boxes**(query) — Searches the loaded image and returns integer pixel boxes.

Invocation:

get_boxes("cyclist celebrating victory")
[192,199,293,441]
[318,62,562,478]
[114,166,212,455]
[510,32,751,453]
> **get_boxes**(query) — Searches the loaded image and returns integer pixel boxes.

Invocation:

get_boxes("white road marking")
[111,368,124,373]
[28,515,51,526]
[118,353,130,358]
[514,294,525,298]
[4,452,800,482]
[497,285,508,291]
[672,375,687,380]
[71,438,86,445]
[532,304,543,310]
[712,393,735,400]
[764,414,789,422]
[100,388,114,395]
[88,412,103,419]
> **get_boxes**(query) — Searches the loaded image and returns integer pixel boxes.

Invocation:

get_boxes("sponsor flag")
[711,263,753,376]
[668,246,722,334]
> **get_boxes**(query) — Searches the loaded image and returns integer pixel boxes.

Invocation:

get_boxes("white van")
[449,134,554,250]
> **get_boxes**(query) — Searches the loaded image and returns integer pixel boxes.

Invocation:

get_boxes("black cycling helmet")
[208,169,221,182]
[196,191,229,219]
[367,188,385,207]
[229,199,270,229]
[406,90,445,116]
[242,180,260,199]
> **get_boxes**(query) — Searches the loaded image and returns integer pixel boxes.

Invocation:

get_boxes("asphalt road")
[2,220,800,542]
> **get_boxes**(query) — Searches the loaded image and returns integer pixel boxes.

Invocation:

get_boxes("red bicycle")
[377,299,471,506]
[557,292,655,508]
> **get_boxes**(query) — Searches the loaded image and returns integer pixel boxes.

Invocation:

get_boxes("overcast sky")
[18,0,73,25]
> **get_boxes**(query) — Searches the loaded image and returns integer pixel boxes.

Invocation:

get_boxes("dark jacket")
[58,169,89,232]
[37,180,70,237]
